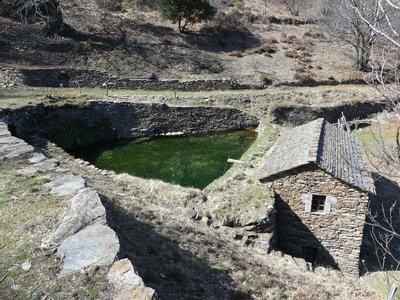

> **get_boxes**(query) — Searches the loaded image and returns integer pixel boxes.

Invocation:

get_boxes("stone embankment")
[0,67,261,91]
[3,101,259,149]
[0,121,155,299]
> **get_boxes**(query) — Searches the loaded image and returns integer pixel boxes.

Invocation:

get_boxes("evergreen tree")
[158,0,216,32]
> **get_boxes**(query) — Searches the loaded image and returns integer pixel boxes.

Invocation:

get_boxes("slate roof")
[259,118,375,192]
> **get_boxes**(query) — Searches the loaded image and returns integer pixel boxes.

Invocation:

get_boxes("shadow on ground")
[275,194,338,270]
[361,174,400,275]
[100,195,253,300]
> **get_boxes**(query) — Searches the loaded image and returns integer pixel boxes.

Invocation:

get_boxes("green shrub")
[158,0,216,32]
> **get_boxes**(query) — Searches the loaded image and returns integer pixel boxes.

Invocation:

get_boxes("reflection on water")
[70,130,257,189]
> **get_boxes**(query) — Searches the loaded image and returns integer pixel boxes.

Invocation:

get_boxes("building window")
[311,195,326,212]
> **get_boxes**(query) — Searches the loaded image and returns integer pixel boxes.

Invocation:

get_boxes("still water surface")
[71,130,256,189]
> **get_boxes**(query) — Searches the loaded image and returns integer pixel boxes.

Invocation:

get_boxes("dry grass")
[229,51,244,58]
[43,119,380,300]
[0,162,110,299]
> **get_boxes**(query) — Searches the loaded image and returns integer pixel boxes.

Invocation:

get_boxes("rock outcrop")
[57,224,120,276]
[108,259,156,300]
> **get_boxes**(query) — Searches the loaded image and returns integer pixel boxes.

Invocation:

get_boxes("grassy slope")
[0,162,111,299]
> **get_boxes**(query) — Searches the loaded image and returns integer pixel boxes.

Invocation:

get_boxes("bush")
[294,44,306,51]
[294,72,314,83]
[229,51,243,58]
[96,0,122,11]
[284,50,300,58]
[158,0,216,32]
[257,73,272,85]
[294,65,307,73]
[131,0,158,10]
[213,11,245,34]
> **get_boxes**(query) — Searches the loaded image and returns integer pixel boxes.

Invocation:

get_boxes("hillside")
[0,0,399,300]
[1,0,366,85]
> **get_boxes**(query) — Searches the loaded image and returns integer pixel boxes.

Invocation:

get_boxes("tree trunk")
[178,18,188,33]
[44,9,65,36]
[178,18,182,32]
[354,44,371,71]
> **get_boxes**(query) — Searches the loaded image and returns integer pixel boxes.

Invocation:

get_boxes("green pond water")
[70,130,256,189]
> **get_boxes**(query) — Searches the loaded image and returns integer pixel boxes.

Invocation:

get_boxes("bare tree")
[0,0,65,36]
[351,4,400,297]
[284,0,303,16]
[318,0,389,71]
[351,0,400,48]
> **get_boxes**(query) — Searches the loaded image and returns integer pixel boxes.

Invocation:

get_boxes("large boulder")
[44,174,85,197]
[43,188,107,246]
[57,224,119,276]
[108,259,156,300]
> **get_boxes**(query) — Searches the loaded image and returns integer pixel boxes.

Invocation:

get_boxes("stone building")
[259,118,375,275]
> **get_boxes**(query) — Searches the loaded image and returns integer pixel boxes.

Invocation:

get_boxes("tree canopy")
[158,0,216,32]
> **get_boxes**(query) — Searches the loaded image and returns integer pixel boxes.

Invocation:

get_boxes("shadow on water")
[100,195,253,300]
[275,194,338,270]
[360,174,400,275]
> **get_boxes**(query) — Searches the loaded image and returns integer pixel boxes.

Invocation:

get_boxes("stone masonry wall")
[14,68,260,91]
[3,101,259,149]
[272,165,369,275]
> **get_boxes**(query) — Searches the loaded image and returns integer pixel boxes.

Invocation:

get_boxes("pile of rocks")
[0,67,23,88]
[0,121,155,299]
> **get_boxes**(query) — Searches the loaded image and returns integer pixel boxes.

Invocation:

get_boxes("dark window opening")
[311,195,326,212]
[303,246,318,263]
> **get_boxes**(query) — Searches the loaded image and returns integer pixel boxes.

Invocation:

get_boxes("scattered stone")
[43,188,107,246]
[28,153,47,164]
[0,143,26,154]
[44,174,85,198]
[18,158,59,176]
[21,260,31,272]
[291,257,308,271]
[57,224,119,276]
[0,136,22,144]
[3,144,34,160]
[11,284,21,291]
[108,259,156,300]
[38,243,49,251]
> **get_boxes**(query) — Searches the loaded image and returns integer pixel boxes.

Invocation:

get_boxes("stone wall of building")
[3,101,259,149]
[272,165,369,275]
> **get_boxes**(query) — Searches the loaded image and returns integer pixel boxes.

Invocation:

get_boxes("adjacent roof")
[259,118,375,193]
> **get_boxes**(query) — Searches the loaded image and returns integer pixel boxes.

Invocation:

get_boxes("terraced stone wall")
[2,101,259,149]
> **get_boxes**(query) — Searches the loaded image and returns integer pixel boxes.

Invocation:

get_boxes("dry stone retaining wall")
[10,68,260,91]
[269,101,386,126]
[3,101,259,149]
[272,166,369,275]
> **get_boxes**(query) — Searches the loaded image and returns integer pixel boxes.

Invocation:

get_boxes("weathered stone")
[108,258,156,300]
[43,188,107,246]
[57,224,119,276]
[271,168,369,275]
[44,174,85,197]
[18,158,59,176]
[0,136,22,144]
[2,144,34,160]
[4,102,259,150]
[21,260,31,272]
[28,153,47,164]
